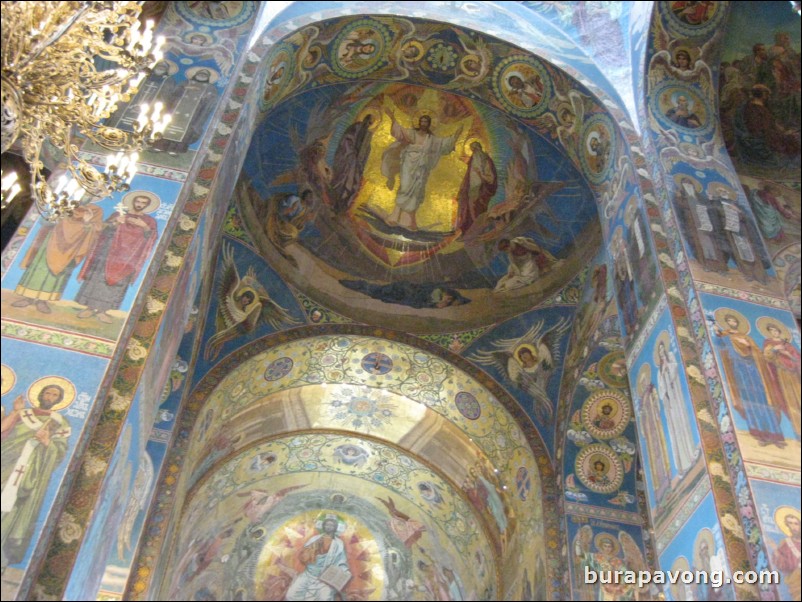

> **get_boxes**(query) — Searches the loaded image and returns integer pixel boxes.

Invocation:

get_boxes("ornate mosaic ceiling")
[237,15,616,332]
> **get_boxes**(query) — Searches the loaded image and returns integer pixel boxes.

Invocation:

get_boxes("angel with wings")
[204,243,300,362]
[237,484,307,524]
[573,526,649,601]
[471,317,571,421]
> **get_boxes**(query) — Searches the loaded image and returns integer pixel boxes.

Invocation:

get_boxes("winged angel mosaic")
[204,243,299,361]
[471,317,571,421]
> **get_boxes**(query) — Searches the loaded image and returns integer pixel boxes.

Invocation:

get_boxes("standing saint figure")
[636,365,671,498]
[331,114,374,213]
[456,141,497,234]
[381,111,463,230]
[772,507,801,601]
[152,67,219,155]
[714,311,784,447]
[12,204,104,314]
[759,319,801,441]
[1,383,71,571]
[655,338,697,475]
[286,514,352,601]
[75,193,158,323]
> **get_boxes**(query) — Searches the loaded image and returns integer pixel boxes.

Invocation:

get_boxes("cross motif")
[21,409,36,420]
[12,465,26,486]
[55,428,70,437]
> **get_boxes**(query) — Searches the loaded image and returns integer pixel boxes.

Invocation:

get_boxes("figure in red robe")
[76,194,158,323]
[456,141,497,234]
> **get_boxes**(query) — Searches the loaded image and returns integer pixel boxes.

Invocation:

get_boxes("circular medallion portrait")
[579,114,615,183]
[455,391,481,420]
[260,43,295,111]
[332,19,390,78]
[493,56,551,118]
[664,1,724,37]
[575,443,624,494]
[264,357,294,381]
[598,351,628,389]
[581,389,630,440]
[178,1,254,27]
[652,83,711,136]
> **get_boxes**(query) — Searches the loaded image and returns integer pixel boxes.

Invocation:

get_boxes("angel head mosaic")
[237,15,627,332]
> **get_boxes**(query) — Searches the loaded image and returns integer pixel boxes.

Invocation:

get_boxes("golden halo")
[598,402,617,418]
[460,53,481,75]
[183,31,215,46]
[151,58,180,76]
[123,190,161,214]
[505,69,525,88]
[706,181,737,200]
[673,173,702,192]
[775,506,801,537]
[673,46,695,65]
[585,130,601,155]
[235,286,258,302]
[636,363,652,396]
[463,137,485,155]
[409,108,439,126]
[653,331,673,366]
[1,364,16,396]
[756,317,791,341]
[185,66,220,84]
[590,454,609,471]
[714,308,750,335]
[693,528,716,568]
[28,376,76,411]
[670,556,691,600]
[556,103,575,126]
[315,512,347,534]
[514,344,539,365]
[594,533,620,556]
[400,40,425,62]
[356,106,382,130]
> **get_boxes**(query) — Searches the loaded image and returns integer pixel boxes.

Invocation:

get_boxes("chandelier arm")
[15,2,93,72]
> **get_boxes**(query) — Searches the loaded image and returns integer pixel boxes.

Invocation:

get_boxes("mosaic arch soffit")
[156,328,561,597]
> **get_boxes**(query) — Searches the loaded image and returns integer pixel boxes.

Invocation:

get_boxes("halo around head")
[28,376,76,411]
[706,181,737,200]
[514,344,538,365]
[775,506,801,537]
[756,316,791,341]
[714,308,750,335]
[693,528,716,568]
[315,512,346,534]
[186,66,220,84]
[1,364,16,396]
[152,58,180,76]
[673,173,702,192]
[653,331,673,366]
[594,532,620,555]
[123,190,161,214]
[636,363,652,395]
[463,137,484,155]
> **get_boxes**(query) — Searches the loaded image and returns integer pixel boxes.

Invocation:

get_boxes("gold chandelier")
[1,1,171,221]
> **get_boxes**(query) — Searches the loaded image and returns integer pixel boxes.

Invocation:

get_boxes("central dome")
[237,15,605,332]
